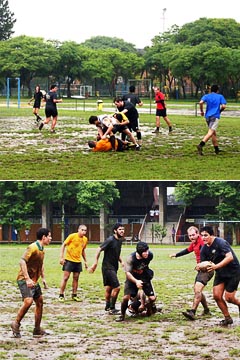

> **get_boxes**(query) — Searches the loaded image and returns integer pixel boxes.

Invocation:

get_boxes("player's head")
[129,85,135,93]
[89,115,98,124]
[88,140,96,148]
[136,241,149,256]
[50,84,58,91]
[187,226,199,242]
[200,226,214,236]
[114,113,123,121]
[112,223,125,238]
[211,84,219,93]
[36,227,51,240]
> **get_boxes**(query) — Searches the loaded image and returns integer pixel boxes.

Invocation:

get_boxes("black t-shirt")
[125,251,154,281]
[117,101,139,121]
[200,237,240,277]
[45,91,57,109]
[100,235,123,271]
[122,93,141,107]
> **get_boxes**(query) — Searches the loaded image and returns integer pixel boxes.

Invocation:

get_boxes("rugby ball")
[197,261,212,272]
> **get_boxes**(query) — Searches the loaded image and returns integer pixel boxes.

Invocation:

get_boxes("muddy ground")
[1,281,240,360]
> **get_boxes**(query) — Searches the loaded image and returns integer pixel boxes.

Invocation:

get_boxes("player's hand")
[88,263,97,273]
[136,280,143,289]
[59,258,65,266]
[26,279,35,288]
[42,279,48,289]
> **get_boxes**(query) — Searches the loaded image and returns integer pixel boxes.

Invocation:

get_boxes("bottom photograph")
[0,180,240,360]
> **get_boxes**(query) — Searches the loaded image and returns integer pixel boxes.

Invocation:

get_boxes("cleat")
[219,318,233,326]
[169,126,173,133]
[215,149,222,155]
[50,129,56,134]
[11,321,21,338]
[115,315,125,322]
[152,129,159,133]
[135,145,140,151]
[33,327,49,337]
[39,122,44,131]
[58,296,65,302]
[108,309,120,315]
[72,296,81,302]
[197,144,203,156]
[182,309,196,320]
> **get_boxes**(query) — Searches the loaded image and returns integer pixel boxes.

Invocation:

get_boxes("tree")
[75,181,120,214]
[174,181,240,244]
[0,0,16,40]
[0,182,35,242]
[0,36,59,95]
[151,223,167,244]
[82,36,138,53]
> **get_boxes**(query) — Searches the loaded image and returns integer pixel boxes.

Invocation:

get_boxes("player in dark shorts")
[116,241,157,321]
[28,85,44,123]
[114,97,142,149]
[200,226,240,326]
[39,84,62,133]
[89,223,125,314]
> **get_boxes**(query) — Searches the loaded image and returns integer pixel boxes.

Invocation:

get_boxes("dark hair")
[136,241,149,255]
[114,96,123,103]
[129,85,135,93]
[36,227,50,240]
[112,222,123,232]
[211,84,219,93]
[50,84,57,90]
[89,115,98,124]
[200,226,214,236]
[88,140,96,148]
[114,113,123,121]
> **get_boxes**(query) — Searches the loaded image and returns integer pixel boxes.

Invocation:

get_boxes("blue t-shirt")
[201,92,226,119]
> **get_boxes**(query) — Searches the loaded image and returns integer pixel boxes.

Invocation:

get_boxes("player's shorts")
[195,270,214,285]
[213,272,240,292]
[112,124,128,134]
[33,101,41,108]
[102,268,120,288]
[124,279,155,298]
[206,117,219,131]
[128,118,140,132]
[156,109,167,117]
[62,260,82,273]
[45,107,58,118]
[17,280,42,300]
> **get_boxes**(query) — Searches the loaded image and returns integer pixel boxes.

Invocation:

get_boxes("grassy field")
[0,243,240,359]
[0,98,240,180]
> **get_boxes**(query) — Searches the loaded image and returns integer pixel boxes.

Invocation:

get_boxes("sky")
[8,0,240,49]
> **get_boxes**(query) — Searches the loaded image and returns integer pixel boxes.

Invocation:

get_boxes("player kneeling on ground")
[116,241,157,322]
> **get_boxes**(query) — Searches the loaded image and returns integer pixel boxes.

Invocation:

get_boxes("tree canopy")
[0,0,16,40]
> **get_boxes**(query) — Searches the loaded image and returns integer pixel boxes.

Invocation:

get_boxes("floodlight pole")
[162,8,167,33]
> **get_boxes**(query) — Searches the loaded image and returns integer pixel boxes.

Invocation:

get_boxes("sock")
[59,294,64,298]
[110,135,116,150]
[200,141,205,147]
[137,132,142,140]
[156,127,160,130]
[110,296,117,309]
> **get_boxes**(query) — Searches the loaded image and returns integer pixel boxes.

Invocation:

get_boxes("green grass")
[0,100,239,180]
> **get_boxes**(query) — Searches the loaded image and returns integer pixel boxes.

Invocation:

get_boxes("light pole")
[162,8,167,33]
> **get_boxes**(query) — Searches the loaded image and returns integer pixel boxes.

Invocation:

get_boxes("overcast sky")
[8,0,240,49]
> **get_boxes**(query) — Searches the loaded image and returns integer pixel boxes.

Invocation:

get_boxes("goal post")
[6,77,21,108]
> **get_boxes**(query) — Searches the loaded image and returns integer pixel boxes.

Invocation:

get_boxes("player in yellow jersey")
[59,224,88,302]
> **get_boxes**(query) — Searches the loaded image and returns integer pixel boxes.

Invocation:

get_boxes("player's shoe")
[39,122,44,131]
[182,309,196,320]
[215,149,222,155]
[152,128,159,133]
[58,296,65,302]
[219,317,233,326]
[135,144,140,151]
[33,327,49,337]
[169,126,173,133]
[108,308,120,315]
[72,296,81,302]
[11,321,21,338]
[197,144,203,156]
[50,129,56,134]
[115,315,125,322]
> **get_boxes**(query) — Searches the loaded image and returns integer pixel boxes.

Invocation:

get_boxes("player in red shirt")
[169,226,213,320]
[152,87,172,133]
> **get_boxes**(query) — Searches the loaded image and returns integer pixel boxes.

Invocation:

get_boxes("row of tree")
[1,181,240,236]
[1,1,240,98]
